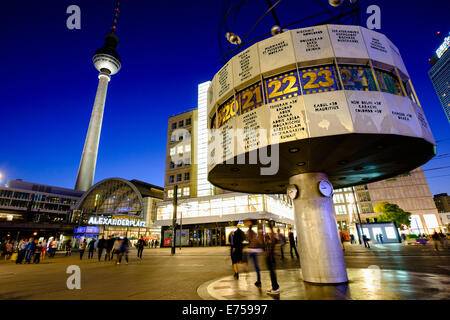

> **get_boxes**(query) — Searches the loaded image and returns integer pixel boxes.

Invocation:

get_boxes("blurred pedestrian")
[228,231,234,257]
[288,228,299,259]
[265,224,280,296]
[5,241,13,260]
[276,229,286,260]
[16,238,27,264]
[432,231,440,251]
[65,240,72,256]
[340,232,346,251]
[41,239,47,259]
[33,241,42,264]
[137,236,145,259]
[97,236,106,261]
[79,239,87,260]
[363,234,370,248]
[113,238,122,264]
[50,237,59,258]
[119,237,130,265]
[439,231,447,249]
[247,225,264,288]
[25,237,36,264]
[231,225,248,279]
[88,238,96,259]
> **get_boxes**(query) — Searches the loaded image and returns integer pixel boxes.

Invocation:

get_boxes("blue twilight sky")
[0,0,449,195]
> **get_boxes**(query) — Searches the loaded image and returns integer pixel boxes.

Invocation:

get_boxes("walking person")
[119,237,130,265]
[16,238,27,264]
[25,238,36,264]
[340,232,346,252]
[33,241,43,264]
[439,231,447,249]
[231,225,248,279]
[105,236,114,261]
[363,234,371,248]
[137,236,145,259]
[288,229,299,259]
[246,225,264,288]
[113,238,122,264]
[155,239,159,248]
[276,229,286,260]
[432,231,440,251]
[228,231,234,258]
[88,238,96,259]
[41,239,47,260]
[50,237,59,258]
[65,240,72,256]
[5,241,13,260]
[97,236,106,261]
[265,224,280,296]
[79,239,87,260]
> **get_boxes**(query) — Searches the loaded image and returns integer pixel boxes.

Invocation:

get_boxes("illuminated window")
[170,147,176,156]
[185,144,191,153]
[333,194,345,204]
[167,189,173,198]
[335,205,347,215]
[177,145,183,154]
[183,187,190,196]
[177,188,182,197]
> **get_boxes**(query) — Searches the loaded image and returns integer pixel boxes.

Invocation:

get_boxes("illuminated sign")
[87,216,146,227]
[436,36,450,58]
[299,65,339,94]
[74,226,100,234]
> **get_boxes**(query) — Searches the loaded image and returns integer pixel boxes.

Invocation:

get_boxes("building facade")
[429,32,450,123]
[74,178,164,243]
[434,193,450,213]
[0,179,83,239]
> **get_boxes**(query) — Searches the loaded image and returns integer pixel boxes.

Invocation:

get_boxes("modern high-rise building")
[434,193,450,213]
[428,31,450,123]
[75,2,122,191]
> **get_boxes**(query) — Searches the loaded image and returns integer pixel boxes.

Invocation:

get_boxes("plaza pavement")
[0,243,448,300]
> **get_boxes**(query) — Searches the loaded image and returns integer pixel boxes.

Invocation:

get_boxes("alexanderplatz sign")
[206,24,435,284]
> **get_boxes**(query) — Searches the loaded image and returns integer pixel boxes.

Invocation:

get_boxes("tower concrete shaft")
[75,73,111,191]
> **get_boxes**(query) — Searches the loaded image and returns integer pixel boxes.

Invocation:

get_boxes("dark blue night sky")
[1,0,449,195]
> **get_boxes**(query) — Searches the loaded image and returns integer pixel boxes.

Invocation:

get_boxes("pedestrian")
[228,230,234,258]
[276,229,286,260]
[155,239,159,248]
[288,228,299,259]
[265,224,280,296]
[119,237,130,265]
[247,224,264,288]
[87,238,96,259]
[231,225,248,279]
[137,236,145,259]
[5,241,13,260]
[431,231,440,251]
[50,237,59,258]
[113,238,122,264]
[79,239,87,260]
[25,237,36,264]
[340,232,346,251]
[97,236,106,261]
[363,234,371,248]
[105,236,114,261]
[33,241,42,264]
[65,240,72,256]
[401,234,406,242]
[350,234,355,244]
[16,238,27,264]
[379,234,384,244]
[439,231,447,249]
[41,239,47,259]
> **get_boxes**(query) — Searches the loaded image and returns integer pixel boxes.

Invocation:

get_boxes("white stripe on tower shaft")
[75,73,110,191]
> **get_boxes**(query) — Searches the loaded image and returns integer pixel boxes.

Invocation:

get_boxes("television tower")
[75,1,122,191]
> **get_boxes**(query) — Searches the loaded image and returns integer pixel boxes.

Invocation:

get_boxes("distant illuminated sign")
[436,36,450,58]
[87,216,146,227]
[74,226,100,234]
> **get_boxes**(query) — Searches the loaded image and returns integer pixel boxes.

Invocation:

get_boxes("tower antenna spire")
[111,0,121,34]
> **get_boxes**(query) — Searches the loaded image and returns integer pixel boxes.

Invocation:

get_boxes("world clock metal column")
[75,1,122,191]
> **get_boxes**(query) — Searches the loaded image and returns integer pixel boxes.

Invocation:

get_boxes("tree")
[374,201,411,229]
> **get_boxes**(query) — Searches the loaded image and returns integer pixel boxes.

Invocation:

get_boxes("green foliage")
[374,201,411,228]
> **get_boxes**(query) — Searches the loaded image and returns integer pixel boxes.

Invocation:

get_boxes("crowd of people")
[228,223,299,297]
[0,235,159,264]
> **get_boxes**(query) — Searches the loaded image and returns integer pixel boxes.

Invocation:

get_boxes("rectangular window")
[178,120,184,127]
[169,162,175,169]
[185,118,191,126]
[169,176,174,183]
[360,203,373,213]
[171,123,177,130]
[177,187,182,197]
[170,134,176,142]
[177,145,184,154]
[184,172,190,181]
[184,158,191,166]
[334,205,347,215]
[183,187,190,196]
[176,174,182,182]
[169,147,176,156]
[185,144,191,153]
[167,189,173,198]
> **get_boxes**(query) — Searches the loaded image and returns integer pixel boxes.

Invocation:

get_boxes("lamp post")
[171,185,178,255]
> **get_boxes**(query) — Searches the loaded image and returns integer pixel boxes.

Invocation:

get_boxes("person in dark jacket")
[265,224,280,296]
[25,238,36,264]
[137,236,145,259]
[97,236,106,261]
[231,225,248,279]
[33,241,42,264]
[87,239,96,259]
[105,236,115,261]
[288,229,299,259]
